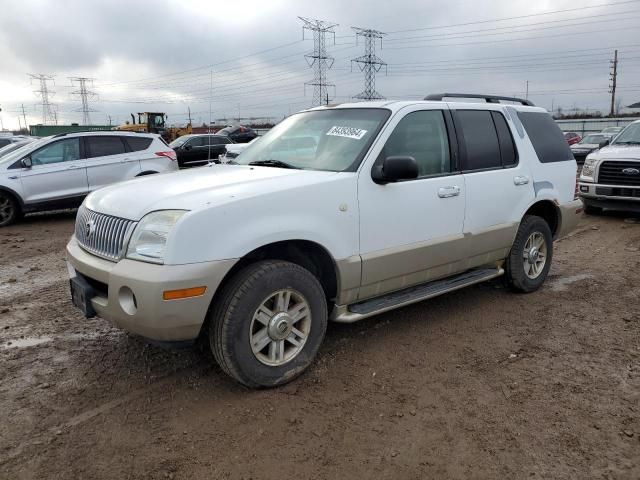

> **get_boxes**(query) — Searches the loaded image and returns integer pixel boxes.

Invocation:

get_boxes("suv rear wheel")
[506,215,553,293]
[209,260,328,388]
[0,192,20,227]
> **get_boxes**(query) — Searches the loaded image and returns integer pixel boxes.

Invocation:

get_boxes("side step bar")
[333,267,504,323]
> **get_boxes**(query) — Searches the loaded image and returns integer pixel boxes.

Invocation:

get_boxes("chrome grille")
[75,206,137,261]
[598,161,640,186]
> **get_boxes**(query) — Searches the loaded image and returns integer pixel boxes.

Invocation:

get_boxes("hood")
[591,144,640,161]
[571,143,599,150]
[84,165,341,220]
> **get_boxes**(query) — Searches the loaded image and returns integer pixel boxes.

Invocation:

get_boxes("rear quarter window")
[517,111,574,163]
[124,136,153,151]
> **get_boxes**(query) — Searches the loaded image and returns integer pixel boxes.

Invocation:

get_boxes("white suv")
[66,94,582,388]
[0,131,178,226]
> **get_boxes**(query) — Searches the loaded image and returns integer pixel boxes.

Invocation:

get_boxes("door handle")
[514,175,530,186]
[438,186,461,198]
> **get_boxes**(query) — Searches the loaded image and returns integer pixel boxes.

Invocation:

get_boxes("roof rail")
[52,133,70,138]
[424,93,535,107]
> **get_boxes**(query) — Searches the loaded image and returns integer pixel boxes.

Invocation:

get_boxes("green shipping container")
[29,125,113,137]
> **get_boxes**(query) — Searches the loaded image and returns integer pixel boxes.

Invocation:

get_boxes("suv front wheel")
[0,191,20,227]
[209,260,328,388]
[506,215,553,293]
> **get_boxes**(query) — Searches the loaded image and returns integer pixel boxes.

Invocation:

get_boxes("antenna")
[299,17,338,107]
[351,27,387,101]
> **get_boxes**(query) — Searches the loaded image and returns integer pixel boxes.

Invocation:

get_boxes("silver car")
[0,131,178,226]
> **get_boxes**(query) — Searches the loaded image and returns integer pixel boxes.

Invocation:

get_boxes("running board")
[332,267,504,323]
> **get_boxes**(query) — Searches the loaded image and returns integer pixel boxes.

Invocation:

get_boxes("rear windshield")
[517,111,574,163]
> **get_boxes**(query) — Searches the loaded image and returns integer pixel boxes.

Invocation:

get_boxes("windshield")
[602,127,621,133]
[580,134,607,144]
[0,141,32,158]
[0,136,51,165]
[169,136,190,148]
[612,123,640,144]
[235,108,390,172]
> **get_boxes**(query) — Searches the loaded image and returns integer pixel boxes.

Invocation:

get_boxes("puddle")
[548,273,593,292]
[2,336,53,349]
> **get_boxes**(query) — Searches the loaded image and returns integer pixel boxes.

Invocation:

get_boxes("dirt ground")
[0,209,639,480]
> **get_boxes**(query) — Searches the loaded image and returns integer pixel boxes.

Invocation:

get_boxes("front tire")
[209,260,328,388]
[506,215,553,293]
[0,192,20,227]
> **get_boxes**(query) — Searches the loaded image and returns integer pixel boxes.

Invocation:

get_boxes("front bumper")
[579,182,640,212]
[66,236,237,341]
[557,199,584,239]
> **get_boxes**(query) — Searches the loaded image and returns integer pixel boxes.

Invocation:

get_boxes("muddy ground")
[0,210,639,479]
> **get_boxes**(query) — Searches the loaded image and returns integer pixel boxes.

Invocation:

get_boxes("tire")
[0,191,20,227]
[209,260,328,388]
[584,204,603,215]
[505,215,553,293]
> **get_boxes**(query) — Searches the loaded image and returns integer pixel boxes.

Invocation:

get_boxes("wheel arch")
[523,200,560,239]
[0,186,24,208]
[200,239,340,338]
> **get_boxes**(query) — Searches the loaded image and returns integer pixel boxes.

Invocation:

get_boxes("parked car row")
[0,132,177,226]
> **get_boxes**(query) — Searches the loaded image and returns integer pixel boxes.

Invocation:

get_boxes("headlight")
[126,210,187,264]
[581,157,598,179]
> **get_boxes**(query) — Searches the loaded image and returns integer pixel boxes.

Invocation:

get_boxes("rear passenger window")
[86,136,126,158]
[124,136,152,152]
[382,110,451,177]
[187,137,205,147]
[517,111,573,163]
[491,111,518,167]
[457,110,501,170]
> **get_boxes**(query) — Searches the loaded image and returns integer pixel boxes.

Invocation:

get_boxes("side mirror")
[21,157,32,169]
[372,156,419,184]
[598,139,610,149]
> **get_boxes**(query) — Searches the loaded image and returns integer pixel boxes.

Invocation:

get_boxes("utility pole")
[187,107,192,125]
[69,77,97,125]
[351,27,387,100]
[28,73,56,125]
[299,17,338,107]
[21,104,28,131]
[525,80,529,100]
[609,49,618,117]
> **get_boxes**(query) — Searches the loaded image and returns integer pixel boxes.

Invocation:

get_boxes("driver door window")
[381,110,451,177]
[30,138,80,166]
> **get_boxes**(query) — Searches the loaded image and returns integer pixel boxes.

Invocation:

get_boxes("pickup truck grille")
[598,161,640,186]
[75,206,137,261]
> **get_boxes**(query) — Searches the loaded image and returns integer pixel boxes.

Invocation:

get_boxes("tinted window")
[87,136,126,158]
[124,136,152,151]
[491,111,518,167]
[211,137,228,145]
[382,110,451,177]
[517,111,573,163]
[457,110,501,170]
[187,136,206,147]
[31,138,80,165]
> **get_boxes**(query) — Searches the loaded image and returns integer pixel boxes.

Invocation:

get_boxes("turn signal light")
[163,286,207,301]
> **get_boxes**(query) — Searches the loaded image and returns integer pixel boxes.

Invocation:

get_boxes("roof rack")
[424,93,535,107]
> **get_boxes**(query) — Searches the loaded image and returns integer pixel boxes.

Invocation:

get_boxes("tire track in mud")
[0,251,67,302]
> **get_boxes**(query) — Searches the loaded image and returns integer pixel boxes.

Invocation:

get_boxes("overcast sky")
[1,0,639,130]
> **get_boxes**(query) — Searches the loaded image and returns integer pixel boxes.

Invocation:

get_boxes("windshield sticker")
[326,126,368,140]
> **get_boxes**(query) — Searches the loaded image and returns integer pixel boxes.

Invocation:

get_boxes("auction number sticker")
[326,126,368,140]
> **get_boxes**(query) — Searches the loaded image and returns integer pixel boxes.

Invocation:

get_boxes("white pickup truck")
[67,94,582,388]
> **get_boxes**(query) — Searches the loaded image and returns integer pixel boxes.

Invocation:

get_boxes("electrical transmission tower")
[28,74,56,125]
[609,49,618,117]
[299,17,338,106]
[351,27,387,101]
[69,77,98,125]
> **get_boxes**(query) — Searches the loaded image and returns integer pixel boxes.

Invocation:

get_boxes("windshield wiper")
[248,159,298,169]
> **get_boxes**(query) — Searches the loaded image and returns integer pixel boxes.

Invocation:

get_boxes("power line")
[28,74,56,125]
[69,77,98,125]
[299,16,339,106]
[351,27,387,100]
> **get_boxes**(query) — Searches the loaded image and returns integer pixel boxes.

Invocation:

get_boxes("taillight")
[155,151,177,161]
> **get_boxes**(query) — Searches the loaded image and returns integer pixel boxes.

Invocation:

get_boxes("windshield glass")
[602,127,621,133]
[0,136,51,165]
[612,123,640,144]
[169,136,189,147]
[236,108,390,172]
[0,141,31,158]
[580,134,607,144]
